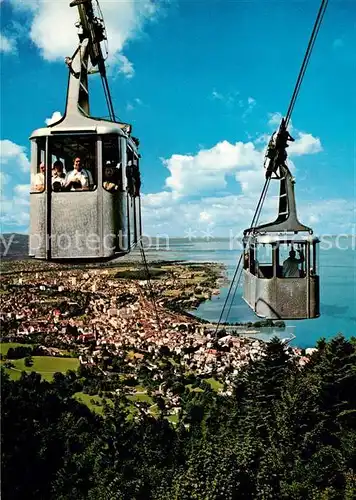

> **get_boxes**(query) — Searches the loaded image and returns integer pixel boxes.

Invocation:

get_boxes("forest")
[2,334,356,499]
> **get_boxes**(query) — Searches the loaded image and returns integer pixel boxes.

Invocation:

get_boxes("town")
[0,258,312,420]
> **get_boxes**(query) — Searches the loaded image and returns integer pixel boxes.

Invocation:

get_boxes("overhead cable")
[285,0,328,126]
[214,177,271,336]
[139,241,162,335]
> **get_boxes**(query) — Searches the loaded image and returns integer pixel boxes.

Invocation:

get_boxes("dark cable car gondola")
[29,0,142,261]
[214,0,328,330]
[242,120,320,320]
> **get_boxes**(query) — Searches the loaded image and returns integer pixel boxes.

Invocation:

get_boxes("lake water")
[143,236,356,348]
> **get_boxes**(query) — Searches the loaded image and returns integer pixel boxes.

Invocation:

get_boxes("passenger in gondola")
[132,161,141,196]
[51,160,66,191]
[32,162,45,192]
[64,157,93,190]
[103,162,120,192]
[126,160,135,196]
[244,251,249,270]
[282,248,304,277]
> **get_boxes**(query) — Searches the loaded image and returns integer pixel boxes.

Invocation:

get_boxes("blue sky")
[0,0,355,237]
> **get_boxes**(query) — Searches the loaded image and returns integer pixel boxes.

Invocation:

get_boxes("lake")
[142,236,356,348]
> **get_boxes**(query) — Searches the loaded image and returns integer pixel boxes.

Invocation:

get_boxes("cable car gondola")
[215,0,328,330]
[242,121,320,320]
[29,0,142,261]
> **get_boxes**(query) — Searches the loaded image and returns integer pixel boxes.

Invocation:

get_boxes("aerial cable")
[285,0,328,126]
[97,55,117,121]
[214,177,270,336]
[99,64,116,122]
[138,239,162,335]
[222,180,271,326]
[249,177,271,232]
[225,265,244,324]
[214,254,243,336]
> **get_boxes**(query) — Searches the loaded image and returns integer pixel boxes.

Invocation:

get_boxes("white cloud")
[242,96,257,120]
[8,0,162,77]
[267,111,283,128]
[110,53,135,79]
[14,184,30,199]
[199,211,213,223]
[142,191,282,237]
[142,189,355,238]
[211,89,239,106]
[141,115,331,236]
[164,140,263,197]
[0,33,16,53]
[161,120,323,200]
[235,168,264,195]
[0,140,30,172]
[143,191,174,208]
[45,111,63,126]
[1,191,30,230]
[288,133,322,156]
[0,140,30,231]
[212,90,223,100]
[0,172,10,195]
[126,97,144,112]
[212,92,256,119]
[308,214,320,225]
[298,198,356,234]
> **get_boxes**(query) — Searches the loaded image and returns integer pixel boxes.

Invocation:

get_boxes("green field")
[205,377,224,392]
[73,392,111,415]
[2,356,79,381]
[127,392,154,405]
[0,342,32,356]
[74,390,161,420]
[167,414,179,425]
[186,384,204,393]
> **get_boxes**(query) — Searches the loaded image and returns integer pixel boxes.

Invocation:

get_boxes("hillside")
[0,234,29,260]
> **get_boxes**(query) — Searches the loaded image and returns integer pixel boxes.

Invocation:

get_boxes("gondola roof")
[30,115,132,140]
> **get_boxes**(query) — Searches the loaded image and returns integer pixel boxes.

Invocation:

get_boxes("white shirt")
[52,174,65,187]
[283,257,303,278]
[31,172,45,191]
[65,168,93,189]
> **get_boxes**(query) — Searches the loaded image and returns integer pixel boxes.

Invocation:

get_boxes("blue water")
[147,237,356,347]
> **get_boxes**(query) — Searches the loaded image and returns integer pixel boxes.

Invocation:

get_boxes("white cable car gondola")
[29,0,142,261]
[242,120,320,320]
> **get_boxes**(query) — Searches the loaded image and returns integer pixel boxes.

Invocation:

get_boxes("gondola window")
[102,135,123,193]
[49,135,97,192]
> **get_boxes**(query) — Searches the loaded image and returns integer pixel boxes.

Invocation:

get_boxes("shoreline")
[0,258,316,393]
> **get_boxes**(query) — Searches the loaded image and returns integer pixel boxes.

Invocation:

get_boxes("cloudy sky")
[1,0,355,237]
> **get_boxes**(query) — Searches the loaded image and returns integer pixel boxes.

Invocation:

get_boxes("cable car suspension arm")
[264,0,328,180]
[70,0,117,122]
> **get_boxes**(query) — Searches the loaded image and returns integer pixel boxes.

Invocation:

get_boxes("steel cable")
[214,178,271,335]
[139,239,162,335]
[285,0,328,126]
